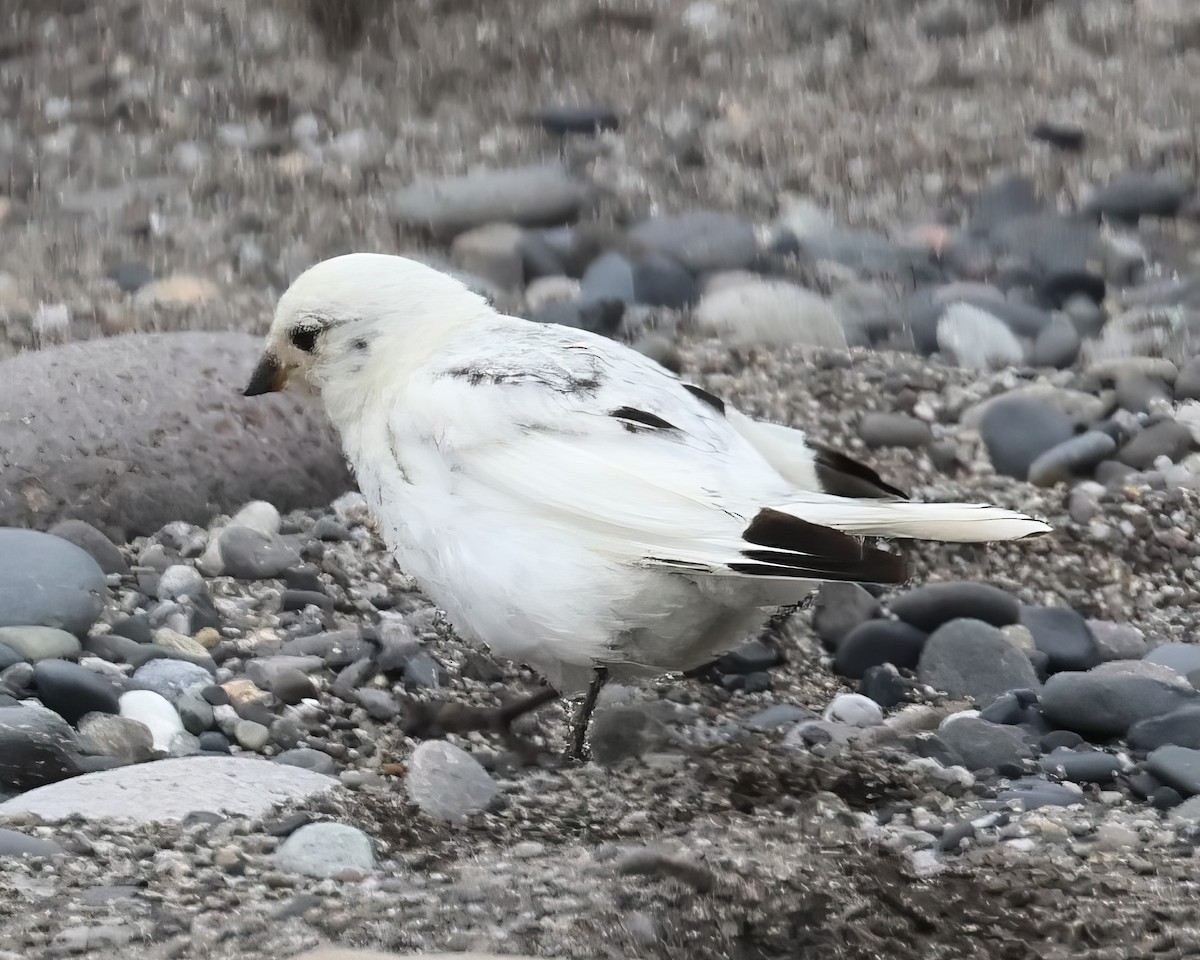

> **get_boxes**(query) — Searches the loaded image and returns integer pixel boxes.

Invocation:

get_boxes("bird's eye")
[290,327,320,353]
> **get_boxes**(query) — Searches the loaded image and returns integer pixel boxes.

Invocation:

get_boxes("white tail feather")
[782,499,1052,543]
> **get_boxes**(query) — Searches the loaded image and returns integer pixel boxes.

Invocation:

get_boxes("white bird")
[244,253,1051,757]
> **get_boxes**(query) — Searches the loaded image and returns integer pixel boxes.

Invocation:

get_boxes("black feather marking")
[742,507,862,562]
[730,548,907,584]
[610,407,678,432]
[809,443,908,500]
[682,383,725,414]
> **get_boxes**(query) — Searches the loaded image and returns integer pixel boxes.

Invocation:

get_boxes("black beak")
[243,352,288,396]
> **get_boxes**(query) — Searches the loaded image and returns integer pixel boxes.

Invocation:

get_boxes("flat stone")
[1147,746,1200,797]
[890,581,1021,632]
[979,396,1076,481]
[857,413,933,449]
[390,165,585,239]
[628,211,758,273]
[1027,432,1117,487]
[0,530,107,636]
[33,659,121,724]
[0,756,339,823]
[939,717,1033,771]
[275,823,375,878]
[1128,706,1200,752]
[0,334,352,538]
[1145,643,1200,677]
[1118,419,1194,469]
[1019,606,1100,673]
[994,777,1084,811]
[406,741,500,823]
[77,713,156,763]
[1038,747,1124,784]
[0,626,82,662]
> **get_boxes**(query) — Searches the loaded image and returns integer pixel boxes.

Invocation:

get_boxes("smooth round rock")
[1144,643,1200,677]
[995,777,1084,811]
[0,529,107,636]
[1031,315,1081,369]
[694,280,846,350]
[0,704,84,789]
[1038,747,1123,784]
[1040,661,1198,738]
[1129,706,1200,752]
[857,413,933,449]
[811,581,881,650]
[627,211,758,273]
[1027,432,1117,487]
[938,717,1032,771]
[0,626,82,662]
[917,619,1040,706]
[131,659,214,704]
[275,748,337,776]
[77,712,156,763]
[33,659,121,725]
[1147,746,1200,797]
[821,693,883,727]
[580,251,635,304]
[936,302,1025,371]
[1118,419,1194,469]
[218,525,301,580]
[275,822,376,878]
[890,581,1021,632]
[0,755,339,823]
[1019,606,1100,673]
[0,334,353,538]
[834,620,928,679]
[406,741,500,823]
[47,519,128,576]
[118,690,184,752]
[632,254,698,308]
[979,397,1076,480]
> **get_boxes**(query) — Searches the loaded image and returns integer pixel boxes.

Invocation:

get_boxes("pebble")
[1038,748,1124,784]
[627,211,758,273]
[390,165,585,239]
[822,693,883,727]
[533,104,619,136]
[0,704,84,789]
[811,581,881,649]
[857,413,933,449]
[580,251,635,304]
[917,619,1041,706]
[0,529,108,635]
[1040,661,1198,738]
[1019,606,1100,672]
[1128,705,1200,752]
[1027,432,1117,487]
[156,565,207,601]
[1089,619,1149,661]
[275,822,375,878]
[1084,170,1193,223]
[937,717,1032,771]
[0,626,82,662]
[834,620,928,679]
[1144,643,1200,678]
[1175,356,1200,401]
[131,659,213,703]
[356,687,401,721]
[77,713,156,763]
[1117,419,1194,469]
[275,748,337,776]
[936,302,1025,370]
[234,720,270,752]
[889,581,1021,632]
[218,525,301,579]
[995,777,1084,811]
[694,280,846,350]
[33,659,121,724]
[0,755,339,823]
[979,397,1076,480]
[118,690,185,752]
[106,261,154,294]
[1147,746,1200,797]
[632,254,699,308]
[405,741,500,823]
[46,520,129,576]
[271,668,318,705]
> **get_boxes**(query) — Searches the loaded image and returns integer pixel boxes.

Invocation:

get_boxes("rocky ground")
[4,0,1200,958]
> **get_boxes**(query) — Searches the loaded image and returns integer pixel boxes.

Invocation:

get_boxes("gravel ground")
[3,1,1200,958]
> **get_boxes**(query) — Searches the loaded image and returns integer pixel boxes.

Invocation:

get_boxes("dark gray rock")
[47,520,128,576]
[34,660,121,725]
[1038,747,1123,783]
[1027,431,1117,487]
[390,165,586,239]
[1019,606,1100,673]
[1084,171,1193,223]
[811,582,881,649]
[107,261,153,293]
[632,254,698,308]
[1128,706,1200,752]
[938,717,1032,771]
[589,704,666,765]
[979,396,1076,480]
[270,668,318,705]
[531,298,625,337]
[890,581,1021,632]
[1147,746,1200,797]
[0,704,84,789]
[1040,661,1198,738]
[355,688,401,722]
[1118,419,1194,469]
[1115,374,1171,415]
[834,620,928,680]
[994,777,1084,810]
[628,212,758,273]
[1031,315,1081,369]
[219,525,301,580]
[77,712,156,763]
[405,740,500,821]
[1174,356,1200,401]
[0,529,107,636]
[783,228,936,280]
[580,252,635,304]
[282,629,373,668]
[0,644,21,672]
[533,104,619,136]
[0,334,352,538]
[917,619,1040,705]
[857,413,933,449]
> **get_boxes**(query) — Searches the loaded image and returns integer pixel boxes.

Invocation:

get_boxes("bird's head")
[243,252,493,400]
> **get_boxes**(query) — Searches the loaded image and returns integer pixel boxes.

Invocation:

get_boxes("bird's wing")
[400,320,910,585]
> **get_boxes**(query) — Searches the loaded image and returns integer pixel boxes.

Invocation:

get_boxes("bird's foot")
[562,665,608,763]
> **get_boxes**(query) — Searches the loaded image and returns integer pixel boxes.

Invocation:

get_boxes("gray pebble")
[406,741,500,822]
[218,525,300,580]
[0,529,108,636]
[1041,661,1198,738]
[275,823,375,878]
[917,619,1040,706]
[857,412,933,449]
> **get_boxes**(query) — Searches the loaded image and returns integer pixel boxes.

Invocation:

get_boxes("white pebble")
[118,690,183,752]
[822,693,883,728]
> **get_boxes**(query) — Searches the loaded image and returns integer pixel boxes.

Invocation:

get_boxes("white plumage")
[245,253,1050,700]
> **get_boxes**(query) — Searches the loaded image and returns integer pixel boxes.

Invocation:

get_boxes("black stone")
[1037,269,1105,309]
[198,731,231,753]
[811,581,881,650]
[631,254,698,309]
[890,581,1021,632]
[1019,605,1100,673]
[1128,705,1200,752]
[534,104,619,137]
[1030,122,1085,152]
[834,620,928,680]
[1040,730,1084,751]
[1038,747,1122,784]
[979,396,1076,481]
[860,663,918,710]
[108,614,153,645]
[33,660,121,726]
[281,589,333,613]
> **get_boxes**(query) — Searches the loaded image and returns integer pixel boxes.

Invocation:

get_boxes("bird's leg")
[567,666,609,762]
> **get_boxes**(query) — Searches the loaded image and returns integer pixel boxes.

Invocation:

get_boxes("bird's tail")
[780,498,1052,543]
